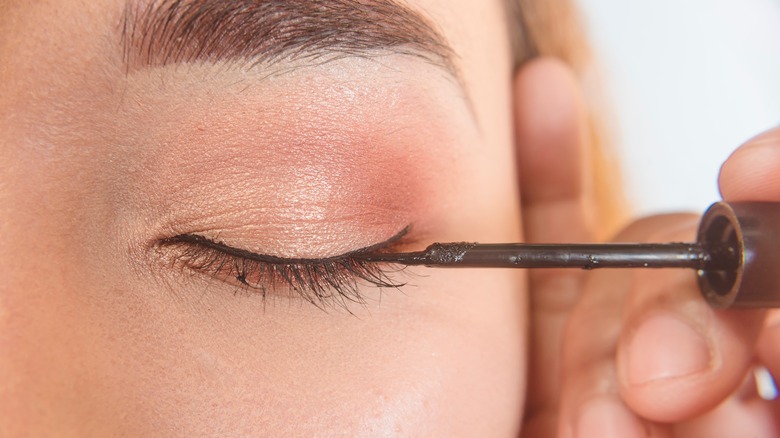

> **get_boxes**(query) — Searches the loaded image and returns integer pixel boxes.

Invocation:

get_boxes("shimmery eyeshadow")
[116,58,478,257]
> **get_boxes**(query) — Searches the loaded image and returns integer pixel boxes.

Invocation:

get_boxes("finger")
[514,58,596,430]
[616,219,766,422]
[719,127,780,200]
[558,269,660,438]
[755,313,780,433]
[757,311,780,394]
[670,363,780,436]
[558,215,687,438]
[613,127,780,422]
[516,58,595,245]
[673,388,780,437]
[720,126,780,423]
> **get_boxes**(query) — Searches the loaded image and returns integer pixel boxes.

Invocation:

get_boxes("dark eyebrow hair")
[120,0,457,74]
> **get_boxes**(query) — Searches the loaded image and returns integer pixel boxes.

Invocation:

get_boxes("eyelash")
[158,234,406,310]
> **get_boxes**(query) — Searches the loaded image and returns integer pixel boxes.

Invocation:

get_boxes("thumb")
[720,126,780,201]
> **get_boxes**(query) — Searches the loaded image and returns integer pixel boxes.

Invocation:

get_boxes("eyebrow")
[120,0,457,75]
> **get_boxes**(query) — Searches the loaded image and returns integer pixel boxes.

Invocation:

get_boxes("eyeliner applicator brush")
[358,202,780,309]
[358,241,736,271]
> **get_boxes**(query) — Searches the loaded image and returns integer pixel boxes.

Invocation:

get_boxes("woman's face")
[0,0,525,435]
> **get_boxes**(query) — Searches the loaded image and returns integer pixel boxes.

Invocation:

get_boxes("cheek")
[79,268,527,436]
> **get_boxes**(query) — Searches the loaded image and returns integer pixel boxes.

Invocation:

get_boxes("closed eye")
[156,228,411,311]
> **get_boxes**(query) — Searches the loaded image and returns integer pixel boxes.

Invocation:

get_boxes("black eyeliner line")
[160,226,411,265]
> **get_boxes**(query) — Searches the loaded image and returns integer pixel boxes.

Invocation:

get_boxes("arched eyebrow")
[120,0,457,75]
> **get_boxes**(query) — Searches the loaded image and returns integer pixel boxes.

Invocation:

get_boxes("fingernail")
[627,312,712,385]
[575,398,646,438]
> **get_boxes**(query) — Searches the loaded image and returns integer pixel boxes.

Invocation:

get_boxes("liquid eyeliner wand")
[358,202,780,309]
[359,242,737,271]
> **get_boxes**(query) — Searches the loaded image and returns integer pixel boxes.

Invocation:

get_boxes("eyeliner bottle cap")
[698,201,780,308]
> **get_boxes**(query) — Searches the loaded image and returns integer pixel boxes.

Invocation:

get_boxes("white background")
[579,0,780,216]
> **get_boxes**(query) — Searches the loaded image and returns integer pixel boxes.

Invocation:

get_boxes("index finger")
[514,58,599,432]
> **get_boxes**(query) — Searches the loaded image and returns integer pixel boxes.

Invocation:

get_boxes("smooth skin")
[2,0,780,436]
[515,57,780,436]
[2,1,521,436]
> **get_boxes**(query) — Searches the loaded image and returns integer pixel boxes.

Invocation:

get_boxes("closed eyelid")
[153,227,414,310]
[159,226,413,265]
